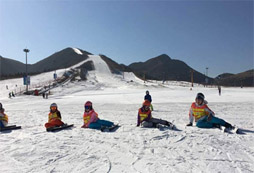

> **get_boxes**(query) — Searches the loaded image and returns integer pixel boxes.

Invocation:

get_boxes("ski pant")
[142,118,169,128]
[150,104,154,111]
[0,121,7,128]
[196,116,226,128]
[89,119,114,129]
[45,119,64,129]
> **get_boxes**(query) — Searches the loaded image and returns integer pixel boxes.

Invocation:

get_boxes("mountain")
[0,48,92,79]
[1,48,253,87]
[29,47,92,73]
[99,54,132,75]
[0,56,31,79]
[216,73,234,79]
[215,70,254,86]
[128,54,213,84]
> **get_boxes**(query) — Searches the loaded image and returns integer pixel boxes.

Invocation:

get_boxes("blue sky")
[0,0,253,77]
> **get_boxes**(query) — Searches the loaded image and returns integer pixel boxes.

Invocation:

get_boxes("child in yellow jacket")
[45,103,64,129]
[0,103,8,128]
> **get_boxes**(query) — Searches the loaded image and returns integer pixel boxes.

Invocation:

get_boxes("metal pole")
[205,67,209,86]
[191,69,194,87]
[26,52,27,74]
[25,51,27,92]
[206,67,209,77]
[0,56,1,80]
[23,49,29,92]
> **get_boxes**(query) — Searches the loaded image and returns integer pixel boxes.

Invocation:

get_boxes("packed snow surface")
[0,55,254,173]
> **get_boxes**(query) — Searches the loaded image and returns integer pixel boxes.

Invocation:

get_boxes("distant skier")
[186,93,233,129]
[218,86,221,96]
[144,90,153,111]
[45,91,49,99]
[81,101,115,129]
[11,91,15,97]
[0,103,8,128]
[137,100,173,128]
[45,103,64,129]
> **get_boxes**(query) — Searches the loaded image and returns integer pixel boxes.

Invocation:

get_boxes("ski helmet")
[143,100,151,107]
[84,101,93,110]
[85,101,92,107]
[0,103,2,110]
[196,93,205,101]
[146,90,149,95]
[50,103,58,108]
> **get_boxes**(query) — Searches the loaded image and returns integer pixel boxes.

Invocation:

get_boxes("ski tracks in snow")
[1,94,254,172]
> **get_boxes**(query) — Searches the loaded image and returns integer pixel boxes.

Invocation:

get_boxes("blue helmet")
[196,93,205,100]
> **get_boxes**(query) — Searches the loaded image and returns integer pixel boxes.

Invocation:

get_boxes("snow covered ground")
[0,52,254,173]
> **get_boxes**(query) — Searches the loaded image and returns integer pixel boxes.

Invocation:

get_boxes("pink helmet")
[85,101,92,107]
[84,101,93,111]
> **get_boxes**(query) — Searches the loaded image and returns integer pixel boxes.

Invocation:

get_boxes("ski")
[168,122,176,130]
[0,125,21,131]
[157,124,177,131]
[231,127,240,134]
[46,124,74,132]
[101,124,120,132]
[221,126,241,134]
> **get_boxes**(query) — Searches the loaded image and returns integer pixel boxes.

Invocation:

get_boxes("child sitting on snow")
[0,103,8,128]
[45,103,64,129]
[187,93,233,129]
[81,101,114,129]
[137,100,173,128]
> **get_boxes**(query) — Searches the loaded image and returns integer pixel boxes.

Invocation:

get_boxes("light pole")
[205,67,209,85]
[190,69,194,87]
[23,48,30,92]
[0,56,2,80]
[206,67,209,76]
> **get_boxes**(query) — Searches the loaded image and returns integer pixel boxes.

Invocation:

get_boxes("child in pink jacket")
[81,101,114,129]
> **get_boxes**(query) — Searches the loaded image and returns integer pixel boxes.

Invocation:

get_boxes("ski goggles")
[50,106,57,110]
[85,106,91,110]
[196,95,204,101]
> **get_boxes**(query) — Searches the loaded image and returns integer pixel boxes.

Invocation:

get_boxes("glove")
[186,122,193,126]
[207,114,213,122]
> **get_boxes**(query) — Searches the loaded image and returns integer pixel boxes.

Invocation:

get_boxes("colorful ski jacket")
[83,109,99,127]
[48,111,62,122]
[137,107,152,126]
[0,112,8,123]
[189,102,215,123]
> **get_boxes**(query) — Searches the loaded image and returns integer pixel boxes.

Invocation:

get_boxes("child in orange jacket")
[137,100,173,128]
[45,103,64,129]
[0,103,8,128]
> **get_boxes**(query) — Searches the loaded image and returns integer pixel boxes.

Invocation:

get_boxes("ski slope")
[0,51,254,173]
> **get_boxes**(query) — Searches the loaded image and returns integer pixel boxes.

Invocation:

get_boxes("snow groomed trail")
[0,91,253,173]
[0,51,254,173]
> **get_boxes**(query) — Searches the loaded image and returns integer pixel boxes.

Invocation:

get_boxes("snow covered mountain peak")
[72,48,83,55]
